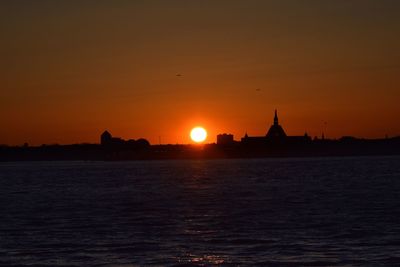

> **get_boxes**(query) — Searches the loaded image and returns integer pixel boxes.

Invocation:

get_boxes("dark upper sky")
[1,0,400,145]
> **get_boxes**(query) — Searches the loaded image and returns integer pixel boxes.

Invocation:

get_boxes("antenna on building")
[158,136,161,145]
[323,121,327,140]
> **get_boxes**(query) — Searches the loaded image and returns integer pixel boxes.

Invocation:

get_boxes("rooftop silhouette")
[267,109,287,139]
[1,110,399,161]
[241,110,310,146]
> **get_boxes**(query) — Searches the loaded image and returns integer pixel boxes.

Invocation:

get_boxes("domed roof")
[266,110,287,139]
[266,124,286,138]
[101,130,112,138]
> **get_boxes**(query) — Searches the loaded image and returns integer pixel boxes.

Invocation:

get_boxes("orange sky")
[1,1,400,145]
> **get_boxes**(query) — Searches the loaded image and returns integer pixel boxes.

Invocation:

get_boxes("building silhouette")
[266,109,287,139]
[1,116,400,161]
[217,134,234,145]
[100,130,112,145]
[100,130,124,146]
[241,110,310,145]
[100,130,150,149]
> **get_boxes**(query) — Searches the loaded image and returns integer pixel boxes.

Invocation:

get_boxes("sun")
[190,127,207,143]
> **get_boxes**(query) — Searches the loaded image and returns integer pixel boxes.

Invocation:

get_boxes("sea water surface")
[0,156,399,266]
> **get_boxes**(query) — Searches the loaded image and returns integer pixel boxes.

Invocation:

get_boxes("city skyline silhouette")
[1,109,399,161]
[1,2,400,266]
[1,1,400,146]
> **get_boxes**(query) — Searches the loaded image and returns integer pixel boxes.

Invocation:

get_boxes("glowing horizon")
[1,1,400,146]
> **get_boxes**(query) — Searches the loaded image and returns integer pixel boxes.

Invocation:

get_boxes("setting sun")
[190,127,207,143]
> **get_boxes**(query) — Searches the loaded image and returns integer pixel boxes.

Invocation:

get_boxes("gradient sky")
[1,0,399,145]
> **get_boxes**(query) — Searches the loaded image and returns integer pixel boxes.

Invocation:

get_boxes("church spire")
[274,109,278,125]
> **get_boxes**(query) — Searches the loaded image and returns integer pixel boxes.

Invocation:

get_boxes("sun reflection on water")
[189,254,226,265]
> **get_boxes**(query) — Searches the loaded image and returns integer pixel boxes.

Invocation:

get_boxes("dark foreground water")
[0,156,400,266]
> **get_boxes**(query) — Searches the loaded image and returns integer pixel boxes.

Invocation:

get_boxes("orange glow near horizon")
[1,1,400,146]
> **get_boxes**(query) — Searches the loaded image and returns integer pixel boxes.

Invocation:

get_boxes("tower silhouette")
[274,109,279,125]
[266,109,287,139]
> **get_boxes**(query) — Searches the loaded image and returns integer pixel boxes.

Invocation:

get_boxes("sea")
[0,156,399,266]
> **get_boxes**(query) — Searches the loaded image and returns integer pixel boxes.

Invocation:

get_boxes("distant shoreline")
[1,137,400,161]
